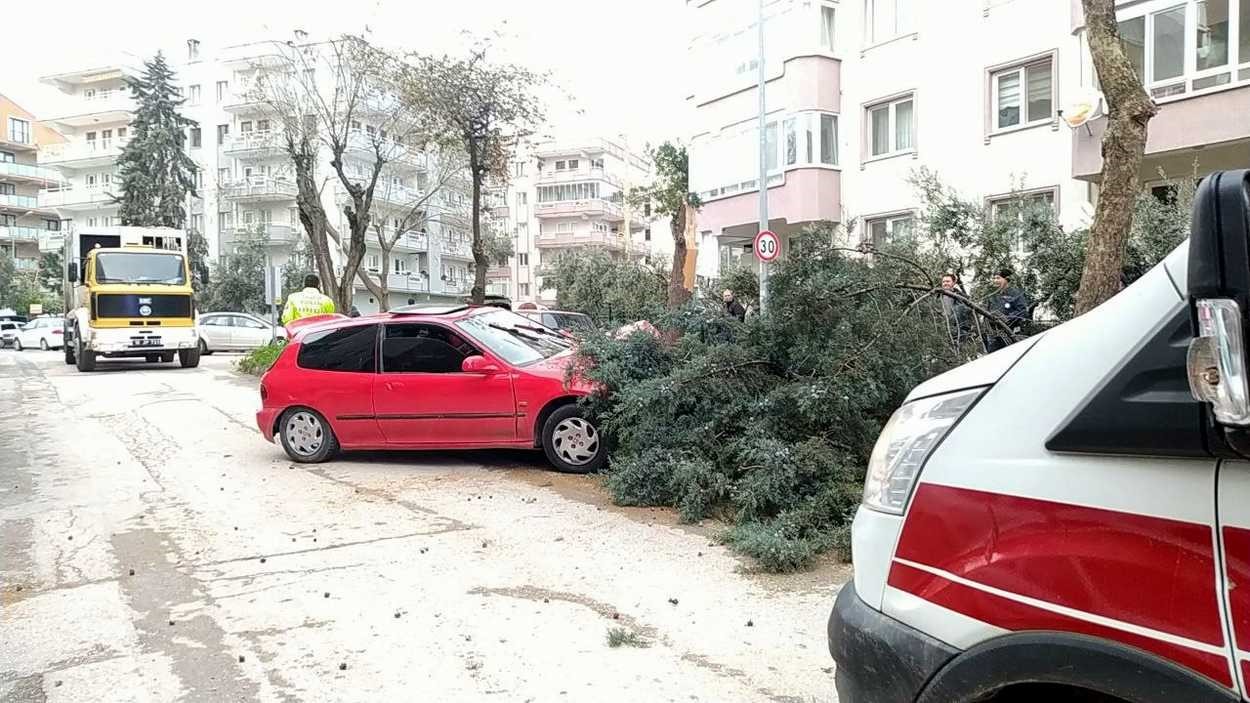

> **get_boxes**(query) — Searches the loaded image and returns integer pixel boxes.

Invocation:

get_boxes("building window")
[0,151,13,163]
[518,192,527,205]
[820,4,837,52]
[217,124,229,145]
[1116,1,1250,99]
[518,253,529,266]
[867,95,914,157]
[219,211,233,230]
[7,118,30,145]
[191,214,204,232]
[567,159,579,170]
[555,160,566,170]
[864,213,914,247]
[188,85,201,105]
[556,222,574,234]
[519,283,531,297]
[989,188,1057,251]
[218,167,230,183]
[992,58,1054,131]
[864,0,914,45]
[216,81,228,103]
[514,161,526,177]
[0,213,15,226]
[44,219,61,231]
[537,182,601,203]
[118,127,127,139]
[393,258,408,275]
[190,127,202,148]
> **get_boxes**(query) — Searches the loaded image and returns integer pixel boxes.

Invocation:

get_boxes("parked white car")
[13,317,65,351]
[196,312,285,354]
[0,321,22,348]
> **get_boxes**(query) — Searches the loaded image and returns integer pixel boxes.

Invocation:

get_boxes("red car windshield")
[455,309,571,366]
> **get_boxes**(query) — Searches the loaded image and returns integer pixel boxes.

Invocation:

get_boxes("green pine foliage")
[548,252,669,326]
[115,53,199,229]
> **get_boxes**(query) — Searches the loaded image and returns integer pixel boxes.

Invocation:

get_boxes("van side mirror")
[461,355,501,375]
[67,262,79,283]
[1186,170,1250,427]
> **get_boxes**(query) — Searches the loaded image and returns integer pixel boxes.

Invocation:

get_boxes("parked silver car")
[196,313,285,354]
[0,321,21,349]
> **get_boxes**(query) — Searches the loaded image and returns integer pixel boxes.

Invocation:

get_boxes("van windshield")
[95,253,187,285]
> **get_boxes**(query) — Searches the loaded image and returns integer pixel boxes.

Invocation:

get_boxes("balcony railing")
[440,239,472,259]
[442,278,468,293]
[536,167,622,187]
[0,193,42,210]
[37,185,114,209]
[486,265,512,279]
[72,90,133,114]
[0,226,43,242]
[534,198,624,220]
[384,273,430,293]
[535,231,629,250]
[221,224,300,248]
[13,257,37,271]
[40,138,130,165]
[222,131,285,155]
[0,161,66,183]
[220,176,298,201]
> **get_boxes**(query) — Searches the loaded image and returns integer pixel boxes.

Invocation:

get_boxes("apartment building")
[0,94,66,273]
[689,0,1250,281]
[36,39,475,313]
[492,137,668,307]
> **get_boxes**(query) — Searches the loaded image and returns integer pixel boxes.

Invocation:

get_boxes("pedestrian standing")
[722,289,746,322]
[984,269,1032,353]
[281,274,336,325]
[939,273,972,347]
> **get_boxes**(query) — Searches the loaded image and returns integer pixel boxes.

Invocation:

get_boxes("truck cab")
[63,227,200,372]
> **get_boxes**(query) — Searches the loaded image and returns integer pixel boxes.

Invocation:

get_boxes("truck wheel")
[64,340,76,365]
[178,346,201,368]
[75,332,96,372]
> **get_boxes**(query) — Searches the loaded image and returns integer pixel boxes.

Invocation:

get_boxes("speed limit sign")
[754,230,781,263]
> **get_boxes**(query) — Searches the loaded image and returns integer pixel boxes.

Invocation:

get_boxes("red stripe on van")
[1223,526,1250,652]
[895,483,1224,647]
[888,561,1234,688]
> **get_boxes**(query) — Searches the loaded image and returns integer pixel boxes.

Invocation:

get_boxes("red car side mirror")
[462,355,501,375]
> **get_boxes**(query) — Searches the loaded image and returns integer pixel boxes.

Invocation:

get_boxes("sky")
[2,0,692,149]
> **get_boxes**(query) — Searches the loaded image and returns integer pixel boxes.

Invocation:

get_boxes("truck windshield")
[95,253,187,285]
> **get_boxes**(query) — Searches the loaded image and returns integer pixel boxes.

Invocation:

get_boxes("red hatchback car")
[255,305,605,473]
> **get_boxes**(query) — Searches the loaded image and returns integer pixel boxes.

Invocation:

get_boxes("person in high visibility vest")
[281,274,336,325]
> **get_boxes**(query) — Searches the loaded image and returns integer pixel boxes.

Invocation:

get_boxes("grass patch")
[606,627,649,649]
[236,341,286,376]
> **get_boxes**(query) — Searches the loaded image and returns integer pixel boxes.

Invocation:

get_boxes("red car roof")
[285,306,498,341]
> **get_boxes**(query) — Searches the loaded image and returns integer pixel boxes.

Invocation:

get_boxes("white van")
[828,170,1250,703]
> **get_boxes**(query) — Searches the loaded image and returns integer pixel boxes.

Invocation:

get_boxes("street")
[0,350,843,703]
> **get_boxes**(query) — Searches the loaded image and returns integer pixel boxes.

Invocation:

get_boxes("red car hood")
[523,351,594,394]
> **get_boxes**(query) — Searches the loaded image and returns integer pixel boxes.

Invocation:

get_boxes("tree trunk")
[668,202,690,307]
[1073,0,1158,315]
[469,140,487,305]
[292,146,340,309]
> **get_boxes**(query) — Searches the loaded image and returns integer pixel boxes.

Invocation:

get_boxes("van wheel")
[541,405,605,474]
[13,339,22,352]
[278,408,339,463]
[75,331,96,372]
[178,347,201,368]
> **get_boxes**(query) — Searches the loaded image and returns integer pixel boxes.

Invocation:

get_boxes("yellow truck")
[62,227,200,372]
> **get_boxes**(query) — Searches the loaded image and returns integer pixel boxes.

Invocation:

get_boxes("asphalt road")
[0,348,843,702]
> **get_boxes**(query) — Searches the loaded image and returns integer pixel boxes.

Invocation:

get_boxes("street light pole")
[756,0,770,314]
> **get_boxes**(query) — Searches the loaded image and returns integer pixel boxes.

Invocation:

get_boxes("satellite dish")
[1060,91,1105,129]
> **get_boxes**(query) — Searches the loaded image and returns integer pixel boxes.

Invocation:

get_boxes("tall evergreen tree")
[114,52,199,228]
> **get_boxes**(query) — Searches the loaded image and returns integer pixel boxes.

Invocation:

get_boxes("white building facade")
[37,40,476,313]
[688,0,1250,280]
[491,137,670,307]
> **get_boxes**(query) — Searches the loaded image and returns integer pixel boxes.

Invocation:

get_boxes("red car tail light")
[51,329,63,335]
[260,383,268,401]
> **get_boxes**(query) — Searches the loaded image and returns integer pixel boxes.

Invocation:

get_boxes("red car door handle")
[385,382,404,391]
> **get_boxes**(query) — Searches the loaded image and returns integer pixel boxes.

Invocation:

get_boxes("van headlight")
[862,388,983,514]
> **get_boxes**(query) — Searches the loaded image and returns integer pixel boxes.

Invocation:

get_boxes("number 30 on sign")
[754,230,781,263]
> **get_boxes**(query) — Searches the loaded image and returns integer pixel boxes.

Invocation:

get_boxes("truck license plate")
[131,337,162,348]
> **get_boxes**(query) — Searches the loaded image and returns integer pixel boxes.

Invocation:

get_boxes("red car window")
[382,323,479,374]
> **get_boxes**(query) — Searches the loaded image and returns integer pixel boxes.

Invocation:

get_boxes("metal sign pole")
[757,0,770,315]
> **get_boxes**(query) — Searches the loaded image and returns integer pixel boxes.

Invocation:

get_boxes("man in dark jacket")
[722,289,746,322]
[985,269,1032,353]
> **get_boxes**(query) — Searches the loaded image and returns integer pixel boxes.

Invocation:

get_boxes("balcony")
[486,265,512,279]
[0,161,64,185]
[40,138,130,169]
[440,238,473,260]
[441,278,469,294]
[0,192,43,212]
[0,226,43,242]
[535,231,629,251]
[46,91,134,128]
[534,198,624,221]
[37,185,114,211]
[221,224,301,250]
[222,131,286,158]
[390,230,429,251]
[536,167,622,188]
[386,273,430,293]
[220,176,298,202]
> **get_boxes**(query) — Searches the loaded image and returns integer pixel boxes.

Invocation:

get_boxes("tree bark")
[469,137,487,305]
[668,202,691,307]
[1074,0,1158,315]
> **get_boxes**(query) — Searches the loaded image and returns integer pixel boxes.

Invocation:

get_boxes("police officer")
[281,274,336,324]
[985,269,1031,353]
